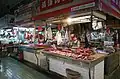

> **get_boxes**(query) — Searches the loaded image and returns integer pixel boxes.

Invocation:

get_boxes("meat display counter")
[18,44,120,79]
[18,44,50,70]
[40,47,106,79]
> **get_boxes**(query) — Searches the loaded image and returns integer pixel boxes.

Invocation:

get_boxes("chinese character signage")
[99,0,120,19]
[40,0,73,11]
[111,0,120,11]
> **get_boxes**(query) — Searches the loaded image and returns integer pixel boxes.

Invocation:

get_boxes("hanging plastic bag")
[47,27,52,40]
[55,31,62,45]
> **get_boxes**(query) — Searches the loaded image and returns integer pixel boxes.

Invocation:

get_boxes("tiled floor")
[1,57,120,79]
[105,66,120,79]
[0,57,52,79]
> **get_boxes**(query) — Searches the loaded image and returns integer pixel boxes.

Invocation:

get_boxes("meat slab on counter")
[44,47,95,60]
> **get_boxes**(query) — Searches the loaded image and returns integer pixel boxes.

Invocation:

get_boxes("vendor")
[38,33,44,44]
[84,30,91,48]
[70,34,80,48]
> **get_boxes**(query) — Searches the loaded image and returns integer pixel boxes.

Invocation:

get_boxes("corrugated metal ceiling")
[0,0,32,17]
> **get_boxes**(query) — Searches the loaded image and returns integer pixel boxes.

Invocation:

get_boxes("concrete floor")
[0,57,52,79]
[0,57,120,79]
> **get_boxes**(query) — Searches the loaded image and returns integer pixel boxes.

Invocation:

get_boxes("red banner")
[111,0,120,12]
[100,0,120,19]
[40,0,73,11]
[33,0,95,20]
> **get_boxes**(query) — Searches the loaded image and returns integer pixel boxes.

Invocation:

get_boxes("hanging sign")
[40,0,73,11]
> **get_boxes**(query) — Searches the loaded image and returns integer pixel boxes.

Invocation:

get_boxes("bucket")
[18,52,23,60]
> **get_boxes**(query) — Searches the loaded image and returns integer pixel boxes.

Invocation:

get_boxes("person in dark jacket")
[84,31,90,48]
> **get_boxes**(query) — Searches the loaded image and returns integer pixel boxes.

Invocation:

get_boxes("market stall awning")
[32,0,120,21]
[32,0,96,21]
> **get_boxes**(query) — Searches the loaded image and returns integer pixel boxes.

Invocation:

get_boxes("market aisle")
[0,57,51,79]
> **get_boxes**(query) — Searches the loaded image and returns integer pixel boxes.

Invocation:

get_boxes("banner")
[100,0,120,19]
[40,0,73,11]
[111,0,120,11]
